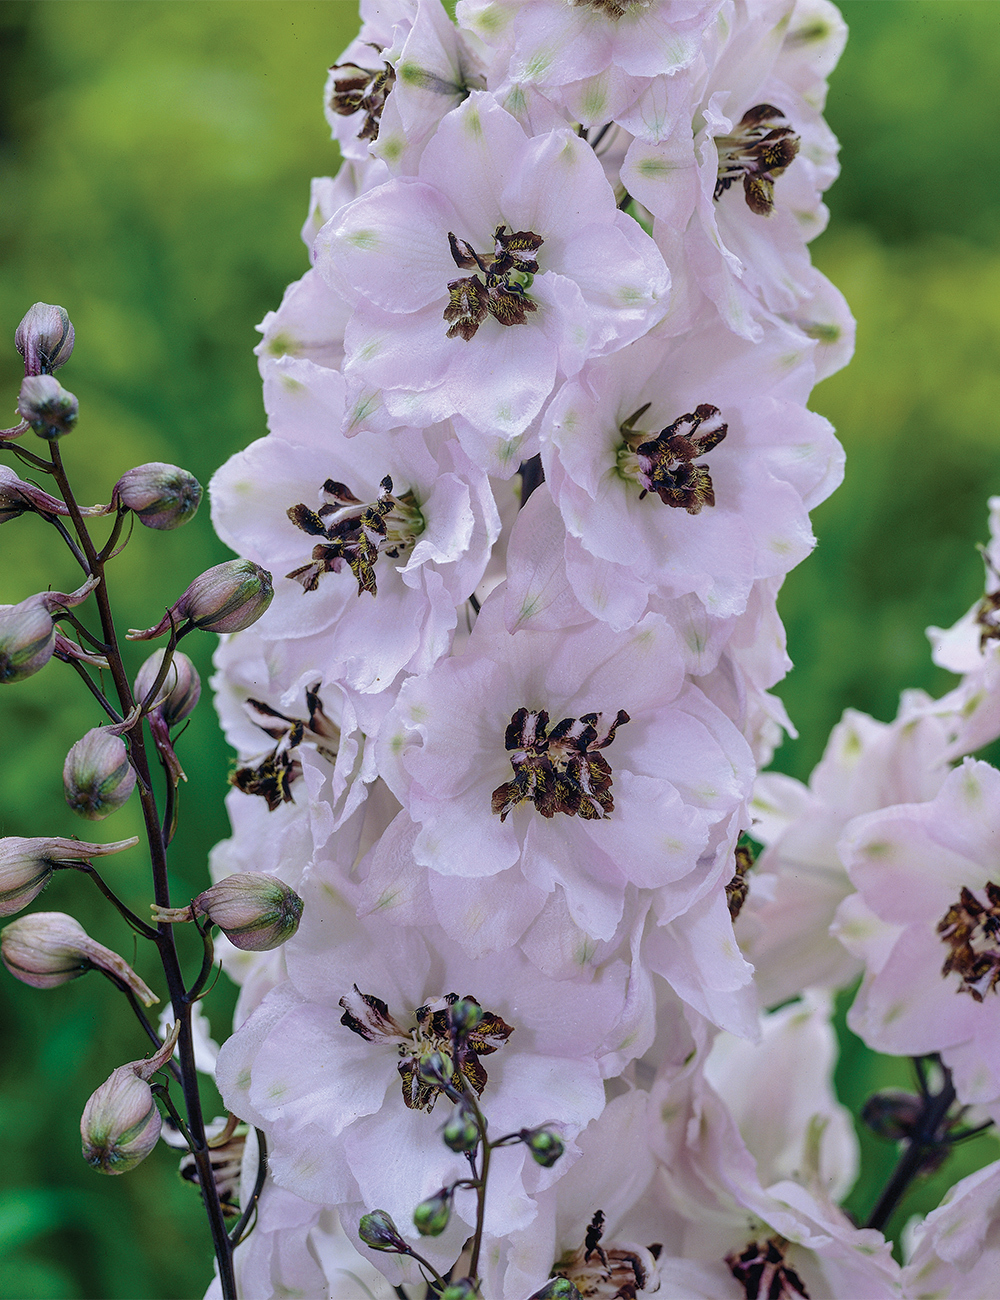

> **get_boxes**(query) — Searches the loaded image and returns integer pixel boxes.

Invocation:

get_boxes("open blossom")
[215,876,639,1277]
[902,1159,1000,1300]
[738,697,954,1006]
[840,760,1000,1118]
[371,593,753,957]
[319,91,669,468]
[211,357,499,691]
[538,314,842,627]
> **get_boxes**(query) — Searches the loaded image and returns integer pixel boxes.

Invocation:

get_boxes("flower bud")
[449,996,484,1039]
[1,911,158,1003]
[418,1049,455,1090]
[134,649,201,724]
[861,1089,925,1143]
[529,1281,583,1300]
[413,1187,452,1237]
[81,1023,179,1175]
[127,560,273,641]
[442,1101,480,1153]
[358,1209,408,1253]
[151,872,303,951]
[522,1127,565,1168]
[0,465,73,524]
[15,303,75,375]
[63,728,137,820]
[440,1283,477,1300]
[0,577,99,684]
[17,374,78,439]
[112,463,202,530]
[0,834,137,917]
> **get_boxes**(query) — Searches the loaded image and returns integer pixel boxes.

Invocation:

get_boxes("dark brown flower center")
[327,52,396,142]
[714,104,800,216]
[618,402,727,515]
[550,1210,662,1298]
[726,837,755,920]
[286,475,424,597]
[230,684,339,811]
[938,883,1000,1001]
[444,225,543,341]
[339,986,513,1112]
[573,0,646,18]
[492,706,629,822]
[727,1237,810,1300]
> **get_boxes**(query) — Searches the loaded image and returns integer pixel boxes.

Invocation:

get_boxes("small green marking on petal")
[267,331,295,356]
[637,155,673,180]
[280,374,306,393]
[346,228,380,250]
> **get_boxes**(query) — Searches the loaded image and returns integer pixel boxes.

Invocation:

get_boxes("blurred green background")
[0,1,998,1295]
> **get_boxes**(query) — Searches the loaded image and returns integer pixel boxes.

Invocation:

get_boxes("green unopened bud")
[113,463,202,530]
[523,1127,565,1168]
[15,302,75,375]
[0,835,137,917]
[81,1022,179,1174]
[1,911,158,1003]
[529,1280,583,1300]
[0,577,98,684]
[151,872,303,951]
[17,374,78,439]
[449,996,484,1039]
[134,649,201,724]
[442,1101,480,1153]
[64,728,137,820]
[440,1282,477,1299]
[358,1209,408,1253]
[127,560,273,640]
[418,1049,455,1090]
[413,1187,452,1237]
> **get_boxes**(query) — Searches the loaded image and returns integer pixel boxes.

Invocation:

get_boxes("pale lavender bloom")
[211,358,499,691]
[319,92,669,467]
[840,760,1000,1117]
[902,1160,1000,1300]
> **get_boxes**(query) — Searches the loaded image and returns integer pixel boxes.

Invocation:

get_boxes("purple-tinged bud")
[862,1089,925,1143]
[17,374,78,439]
[0,835,137,917]
[63,728,137,821]
[127,560,273,641]
[413,1187,453,1237]
[134,649,201,725]
[112,463,202,530]
[0,465,77,524]
[81,1023,179,1174]
[522,1127,565,1168]
[0,577,99,684]
[1,911,158,1003]
[151,872,303,951]
[358,1209,409,1253]
[15,303,75,376]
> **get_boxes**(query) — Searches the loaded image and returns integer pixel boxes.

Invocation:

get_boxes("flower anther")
[491,707,630,822]
[937,883,1000,1001]
[444,225,543,341]
[714,105,801,217]
[726,1236,810,1300]
[339,986,513,1112]
[286,474,424,597]
[551,1210,662,1298]
[327,52,396,142]
[617,402,728,514]
[230,683,339,810]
